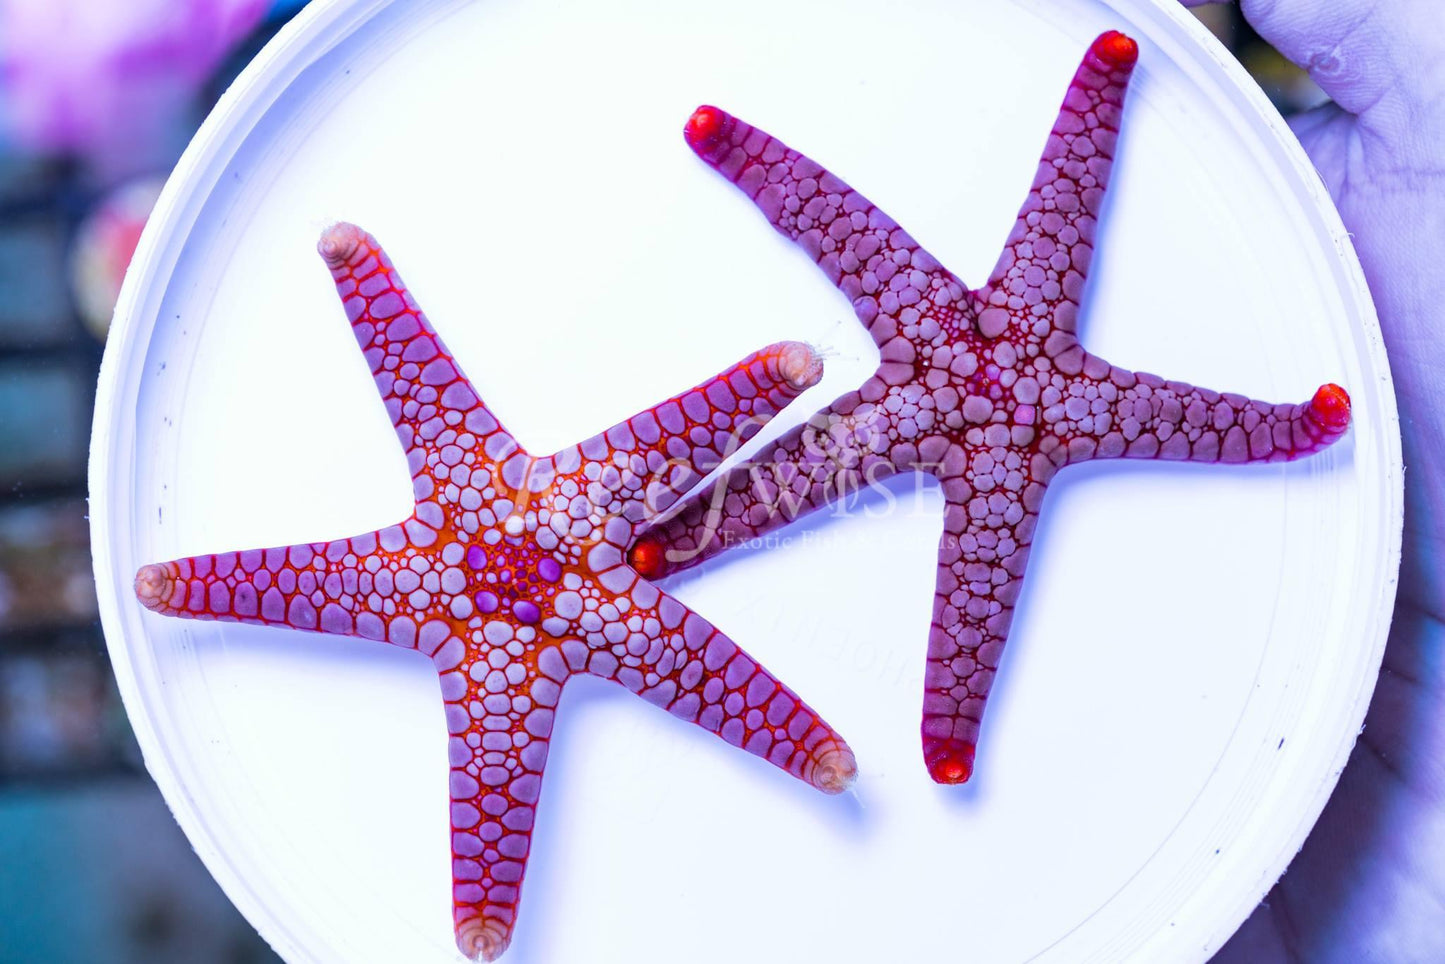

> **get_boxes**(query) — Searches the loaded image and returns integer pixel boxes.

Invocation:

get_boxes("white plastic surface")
[91,0,1402,961]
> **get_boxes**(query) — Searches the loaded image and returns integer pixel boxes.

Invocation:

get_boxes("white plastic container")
[91,0,1402,961]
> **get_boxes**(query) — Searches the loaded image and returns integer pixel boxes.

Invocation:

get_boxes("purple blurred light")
[0,0,268,176]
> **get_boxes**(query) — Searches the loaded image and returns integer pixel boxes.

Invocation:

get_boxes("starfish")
[628,31,1353,786]
[132,223,857,962]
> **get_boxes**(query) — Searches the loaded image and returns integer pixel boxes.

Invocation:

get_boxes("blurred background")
[0,3,1321,962]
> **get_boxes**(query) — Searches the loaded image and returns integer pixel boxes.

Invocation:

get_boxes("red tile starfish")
[132,223,857,961]
[629,31,1353,786]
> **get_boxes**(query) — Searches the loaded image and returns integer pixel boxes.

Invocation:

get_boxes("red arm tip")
[1310,383,1352,430]
[924,737,976,785]
[1094,30,1139,67]
[627,537,667,579]
[684,105,726,148]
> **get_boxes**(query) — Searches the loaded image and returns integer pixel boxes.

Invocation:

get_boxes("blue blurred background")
[0,3,1319,962]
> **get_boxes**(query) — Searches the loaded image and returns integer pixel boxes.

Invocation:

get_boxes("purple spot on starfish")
[474,590,499,613]
[513,600,540,624]
[537,557,561,583]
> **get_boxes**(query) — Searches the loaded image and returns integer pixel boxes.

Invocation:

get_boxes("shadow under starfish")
[132,224,857,961]
[629,30,1353,786]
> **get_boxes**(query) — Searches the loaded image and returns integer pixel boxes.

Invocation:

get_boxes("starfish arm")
[132,523,487,647]
[539,570,857,793]
[319,223,525,511]
[973,31,1139,342]
[1052,366,1352,464]
[544,341,826,543]
[923,494,1037,785]
[629,383,901,577]
[681,105,969,368]
[445,635,562,964]
[132,531,426,641]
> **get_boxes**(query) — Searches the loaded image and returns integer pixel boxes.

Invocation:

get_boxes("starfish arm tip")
[1310,382,1353,431]
[776,340,825,392]
[317,221,363,267]
[626,536,666,579]
[1094,29,1139,67]
[684,104,727,150]
[812,744,859,795]
[134,563,174,611]
[455,915,510,963]
[923,737,976,786]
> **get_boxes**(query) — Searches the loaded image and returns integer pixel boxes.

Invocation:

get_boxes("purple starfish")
[628,31,1353,785]
[133,223,856,961]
